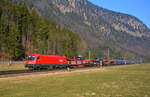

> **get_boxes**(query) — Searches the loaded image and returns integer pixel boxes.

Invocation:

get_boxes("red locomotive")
[25,54,68,69]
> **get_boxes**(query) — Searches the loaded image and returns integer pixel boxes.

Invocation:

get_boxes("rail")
[0,61,25,65]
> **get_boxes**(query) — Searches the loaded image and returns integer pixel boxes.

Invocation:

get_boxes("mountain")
[11,0,150,61]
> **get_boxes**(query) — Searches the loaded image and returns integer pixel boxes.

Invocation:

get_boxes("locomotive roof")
[28,54,66,58]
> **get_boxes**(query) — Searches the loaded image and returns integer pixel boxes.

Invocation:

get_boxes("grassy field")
[0,64,150,97]
[0,64,26,71]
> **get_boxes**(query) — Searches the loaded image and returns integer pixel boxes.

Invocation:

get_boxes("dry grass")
[0,64,26,71]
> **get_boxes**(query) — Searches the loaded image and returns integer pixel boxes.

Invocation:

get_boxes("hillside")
[10,0,150,61]
[0,0,81,60]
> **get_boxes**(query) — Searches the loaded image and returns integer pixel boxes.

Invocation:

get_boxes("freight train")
[25,54,143,69]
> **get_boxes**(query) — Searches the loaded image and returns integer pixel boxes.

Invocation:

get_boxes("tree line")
[0,0,81,60]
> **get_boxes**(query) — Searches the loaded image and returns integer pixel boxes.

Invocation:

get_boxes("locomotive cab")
[25,54,41,68]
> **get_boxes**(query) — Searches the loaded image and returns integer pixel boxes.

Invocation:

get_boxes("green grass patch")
[0,64,150,97]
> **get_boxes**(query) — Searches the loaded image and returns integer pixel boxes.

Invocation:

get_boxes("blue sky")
[88,0,150,28]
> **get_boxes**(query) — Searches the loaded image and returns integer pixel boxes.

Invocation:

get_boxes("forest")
[0,0,81,60]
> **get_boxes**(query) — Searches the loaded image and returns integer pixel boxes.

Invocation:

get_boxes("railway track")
[0,69,42,76]
[0,66,101,77]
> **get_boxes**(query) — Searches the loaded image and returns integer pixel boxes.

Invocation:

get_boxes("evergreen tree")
[4,23,23,60]
[0,0,82,60]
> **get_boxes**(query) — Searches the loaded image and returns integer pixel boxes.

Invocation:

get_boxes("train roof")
[28,54,66,58]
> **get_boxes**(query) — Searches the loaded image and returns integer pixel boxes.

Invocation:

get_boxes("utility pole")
[107,48,110,60]
[107,48,110,65]
[88,50,91,59]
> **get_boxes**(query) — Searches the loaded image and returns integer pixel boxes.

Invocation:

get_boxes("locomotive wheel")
[52,66,56,69]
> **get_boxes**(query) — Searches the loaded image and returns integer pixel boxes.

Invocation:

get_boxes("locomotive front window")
[28,56,35,60]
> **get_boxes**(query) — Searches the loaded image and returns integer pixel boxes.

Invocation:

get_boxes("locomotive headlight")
[59,59,63,62]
